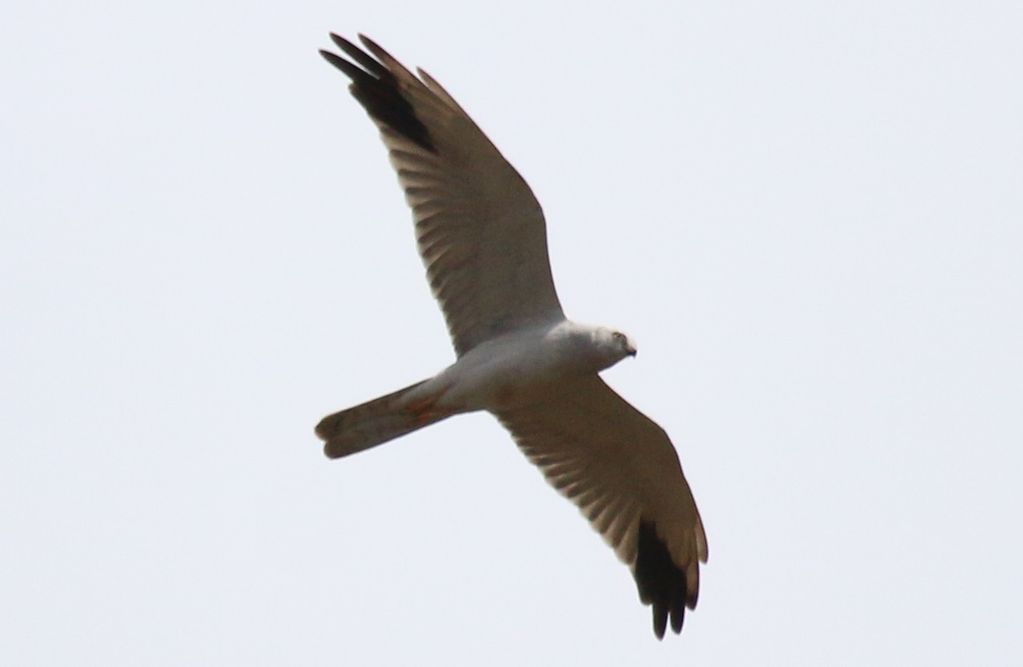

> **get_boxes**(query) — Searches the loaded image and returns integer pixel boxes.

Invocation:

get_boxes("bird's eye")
[612,331,626,342]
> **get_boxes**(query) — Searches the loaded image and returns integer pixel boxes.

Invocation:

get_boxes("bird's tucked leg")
[405,392,451,427]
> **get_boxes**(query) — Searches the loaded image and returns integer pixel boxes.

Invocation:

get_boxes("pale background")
[3,1,1021,664]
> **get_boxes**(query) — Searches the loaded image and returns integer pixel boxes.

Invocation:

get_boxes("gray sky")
[3,1,1021,664]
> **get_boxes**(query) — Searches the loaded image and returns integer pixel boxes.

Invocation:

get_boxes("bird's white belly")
[424,323,585,413]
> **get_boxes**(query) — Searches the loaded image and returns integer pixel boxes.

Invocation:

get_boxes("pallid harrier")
[316,34,707,638]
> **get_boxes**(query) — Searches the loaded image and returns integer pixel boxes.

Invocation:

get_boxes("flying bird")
[316,34,708,639]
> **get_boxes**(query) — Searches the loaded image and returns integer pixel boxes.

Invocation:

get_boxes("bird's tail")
[315,380,449,459]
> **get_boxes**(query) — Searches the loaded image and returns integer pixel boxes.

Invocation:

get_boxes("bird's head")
[592,327,638,364]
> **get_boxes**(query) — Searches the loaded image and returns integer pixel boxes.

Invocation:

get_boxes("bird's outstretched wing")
[320,35,565,356]
[495,375,708,639]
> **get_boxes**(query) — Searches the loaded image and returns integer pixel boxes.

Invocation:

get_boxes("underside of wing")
[495,376,708,639]
[320,35,565,356]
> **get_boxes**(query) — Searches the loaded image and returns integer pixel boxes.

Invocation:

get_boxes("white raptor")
[316,34,708,639]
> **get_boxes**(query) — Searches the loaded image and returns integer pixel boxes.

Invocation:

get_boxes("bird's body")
[318,321,635,455]
[422,320,636,413]
[316,34,707,639]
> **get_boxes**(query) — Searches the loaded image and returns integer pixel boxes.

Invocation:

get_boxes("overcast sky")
[3,1,1022,664]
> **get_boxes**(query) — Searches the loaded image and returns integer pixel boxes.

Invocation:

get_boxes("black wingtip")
[329,32,348,49]
[319,49,345,70]
[635,519,689,638]
[319,33,436,153]
[653,606,668,640]
[357,33,387,58]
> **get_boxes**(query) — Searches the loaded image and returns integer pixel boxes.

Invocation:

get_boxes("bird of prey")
[316,34,708,639]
